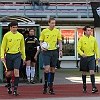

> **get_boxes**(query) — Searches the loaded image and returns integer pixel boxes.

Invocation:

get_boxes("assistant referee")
[77,25,99,93]
[1,21,26,96]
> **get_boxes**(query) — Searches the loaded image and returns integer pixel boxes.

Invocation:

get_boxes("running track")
[0,84,100,99]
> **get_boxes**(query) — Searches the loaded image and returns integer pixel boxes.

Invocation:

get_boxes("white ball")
[41,42,49,50]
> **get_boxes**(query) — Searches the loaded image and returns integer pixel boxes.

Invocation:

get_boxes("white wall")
[95,28,100,52]
[60,61,77,68]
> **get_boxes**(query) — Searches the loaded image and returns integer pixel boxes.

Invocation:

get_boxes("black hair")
[29,28,35,32]
[10,21,18,27]
[48,17,55,23]
[83,25,91,31]
[24,30,29,34]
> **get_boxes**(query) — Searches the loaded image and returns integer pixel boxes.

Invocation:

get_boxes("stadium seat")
[69,10,78,13]
[0,3,4,6]
[44,10,52,13]
[25,4,31,6]
[5,4,13,6]
[89,10,92,13]
[82,4,90,6]
[78,10,87,13]
[0,1,94,18]
[8,10,16,12]
[65,4,74,6]
[50,4,56,6]
[61,10,70,13]
[35,10,43,13]
[0,10,7,13]
[17,10,24,12]
[74,4,82,6]
[57,4,65,6]
[13,4,23,6]
[26,10,34,13]
[51,10,61,13]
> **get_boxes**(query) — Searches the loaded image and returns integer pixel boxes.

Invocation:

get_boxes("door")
[59,28,77,60]
[0,23,41,82]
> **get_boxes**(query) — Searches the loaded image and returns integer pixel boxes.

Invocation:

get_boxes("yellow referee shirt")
[1,31,26,60]
[39,28,62,50]
[77,35,99,58]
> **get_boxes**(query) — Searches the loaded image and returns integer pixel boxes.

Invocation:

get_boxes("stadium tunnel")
[0,15,41,83]
[0,15,33,22]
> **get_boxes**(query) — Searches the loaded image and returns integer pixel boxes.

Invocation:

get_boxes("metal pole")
[37,25,41,82]
[55,0,58,17]
[24,1,26,16]
[0,26,3,82]
[86,0,89,18]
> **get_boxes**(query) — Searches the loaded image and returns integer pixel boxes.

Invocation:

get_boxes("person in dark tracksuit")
[1,21,26,96]
[77,25,99,93]
[25,28,40,84]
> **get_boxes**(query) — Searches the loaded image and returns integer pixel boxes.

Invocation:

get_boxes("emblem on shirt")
[9,39,12,42]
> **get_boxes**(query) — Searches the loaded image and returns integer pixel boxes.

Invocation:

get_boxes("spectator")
[42,0,50,10]
[29,0,44,10]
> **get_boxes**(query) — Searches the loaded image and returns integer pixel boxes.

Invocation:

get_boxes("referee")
[39,17,62,94]
[1,21,26,96]
[77,26,99,93]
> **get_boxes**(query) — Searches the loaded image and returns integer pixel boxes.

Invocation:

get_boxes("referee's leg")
[82,71,87,93]
[49,50,58,95]
[13,68,19,96]
[42,51,50,94]
[6,54,13,94]
[89,57,98,93]
[6,71,13,94]
[13,53,21,96]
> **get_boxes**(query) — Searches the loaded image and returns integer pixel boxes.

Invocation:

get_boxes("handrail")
[0,3,92,18]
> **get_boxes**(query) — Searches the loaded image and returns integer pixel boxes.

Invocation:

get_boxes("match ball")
[41,42,50,50]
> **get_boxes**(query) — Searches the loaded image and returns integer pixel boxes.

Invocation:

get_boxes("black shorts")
[26,51,37,62]
[6,52,21,71]
[80,55,95,72]
[42,50,58,67]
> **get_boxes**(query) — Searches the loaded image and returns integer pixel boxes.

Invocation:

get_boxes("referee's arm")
[1,35,7,59]
[77,38,84,56]
[94,39,99,58]
[39,30,44,46]
[57,30,62,51]
[20,36,26,60]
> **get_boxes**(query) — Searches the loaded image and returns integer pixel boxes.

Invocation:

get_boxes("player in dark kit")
[25,28,40,84]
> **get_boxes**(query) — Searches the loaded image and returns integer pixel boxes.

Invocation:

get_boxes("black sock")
[14,77,19,91]
[50,72,55,89]
[82,74,86,87]
[90,74,95,88]
[6,77,11,88]
[44,72,48,88]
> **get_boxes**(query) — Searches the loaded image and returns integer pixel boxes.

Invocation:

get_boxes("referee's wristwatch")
[59,50,63,52]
